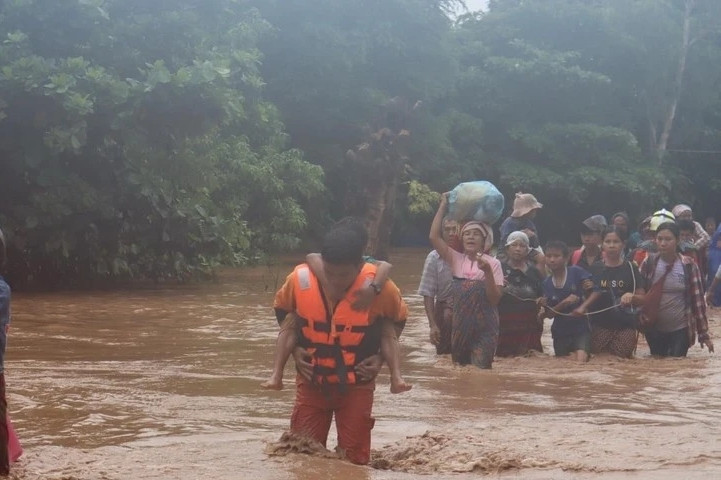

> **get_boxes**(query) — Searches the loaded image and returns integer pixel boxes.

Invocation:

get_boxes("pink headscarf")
[672,204,692,218]
[460,221,494,253]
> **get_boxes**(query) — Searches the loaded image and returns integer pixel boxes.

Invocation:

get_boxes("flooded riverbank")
[5,249,721,479]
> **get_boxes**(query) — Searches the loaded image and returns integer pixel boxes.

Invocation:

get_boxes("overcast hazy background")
[464,0,488,12]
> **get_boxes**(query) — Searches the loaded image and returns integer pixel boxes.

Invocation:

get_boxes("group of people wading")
[263,192,717,466]
[422,193,715,367]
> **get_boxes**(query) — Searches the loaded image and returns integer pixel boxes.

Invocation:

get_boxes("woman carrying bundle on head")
[429,193,504,369]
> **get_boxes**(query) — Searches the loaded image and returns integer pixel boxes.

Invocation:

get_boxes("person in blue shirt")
[0,228,11,474]
[707,223,721,306]
[539,240,599,362]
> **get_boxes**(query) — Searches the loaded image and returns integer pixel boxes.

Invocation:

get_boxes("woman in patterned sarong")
[496,231,545,356]
[429,193,504,368]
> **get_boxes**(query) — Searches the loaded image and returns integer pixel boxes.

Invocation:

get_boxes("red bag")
[638,261,674,330]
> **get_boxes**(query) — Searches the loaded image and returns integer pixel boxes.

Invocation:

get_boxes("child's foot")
[390,376,412,394]
[261,374,284,390]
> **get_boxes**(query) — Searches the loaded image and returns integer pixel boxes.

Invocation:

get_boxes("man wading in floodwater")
[272,220,408,464]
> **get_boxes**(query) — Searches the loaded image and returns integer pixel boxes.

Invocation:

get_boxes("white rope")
[505,291,623,317]
[505,262,639,317]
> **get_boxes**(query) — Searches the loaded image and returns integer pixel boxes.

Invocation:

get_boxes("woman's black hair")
[601,225,628,242]
[544,240,569,257]
[656,221,680,240]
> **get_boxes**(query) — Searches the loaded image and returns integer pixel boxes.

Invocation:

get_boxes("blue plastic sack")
[448,181,505,225]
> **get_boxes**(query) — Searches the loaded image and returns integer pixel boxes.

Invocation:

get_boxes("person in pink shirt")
[429,193,504,368]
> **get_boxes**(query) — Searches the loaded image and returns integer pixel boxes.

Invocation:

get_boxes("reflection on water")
[5,249,721,479]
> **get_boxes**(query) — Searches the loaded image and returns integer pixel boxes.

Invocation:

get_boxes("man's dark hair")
[332,217,369,247]
[677,219,695,233]
[545,240,569,257]
[321,218,366,265]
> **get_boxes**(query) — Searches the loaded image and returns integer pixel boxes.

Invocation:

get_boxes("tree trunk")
[345,99,416,260]
[656,0,695,162]
[363,181,386,260]
[363,168,400,261]
[643,94,658,153]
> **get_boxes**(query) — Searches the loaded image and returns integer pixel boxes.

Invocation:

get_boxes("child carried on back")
[262,219,411,394]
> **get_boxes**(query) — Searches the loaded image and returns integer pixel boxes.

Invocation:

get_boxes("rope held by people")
[505,291,634,317]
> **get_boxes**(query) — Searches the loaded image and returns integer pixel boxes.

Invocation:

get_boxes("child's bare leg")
[262,314,298,390]
[381,320,411,394]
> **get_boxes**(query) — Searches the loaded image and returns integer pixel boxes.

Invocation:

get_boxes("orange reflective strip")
[315,357,335,368]
[343,351,356,366]
[316,372,356,385]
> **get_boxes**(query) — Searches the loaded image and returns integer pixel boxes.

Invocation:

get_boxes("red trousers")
[291,381,375,465]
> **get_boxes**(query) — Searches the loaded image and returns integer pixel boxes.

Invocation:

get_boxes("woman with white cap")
[430,193,504,368]
[496,231,545,356]
[631,209,675,266]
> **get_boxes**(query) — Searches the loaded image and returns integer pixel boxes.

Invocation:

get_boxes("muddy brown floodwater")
[5,249,721,479]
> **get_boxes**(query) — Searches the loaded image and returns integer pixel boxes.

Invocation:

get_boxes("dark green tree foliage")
[0,0,323,285]
[251,0,459,136]
[248,0,463,225]
[3,0,721,285]
[446,0,721,235]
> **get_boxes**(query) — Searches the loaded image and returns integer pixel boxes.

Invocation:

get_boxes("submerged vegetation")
[1,0,720,286]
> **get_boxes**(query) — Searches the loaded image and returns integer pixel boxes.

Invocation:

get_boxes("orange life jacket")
[293,263,377,387]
